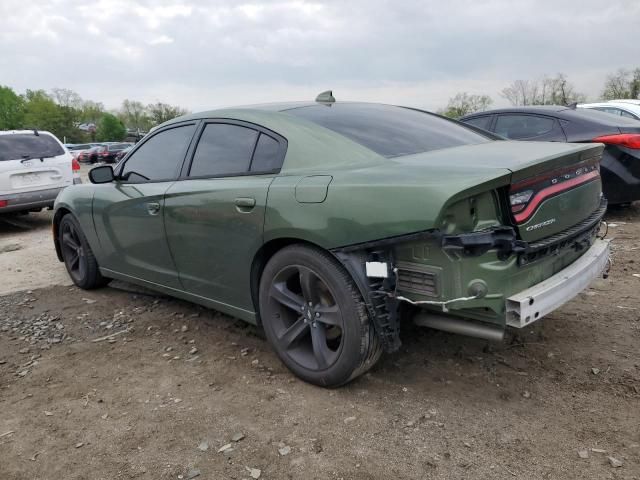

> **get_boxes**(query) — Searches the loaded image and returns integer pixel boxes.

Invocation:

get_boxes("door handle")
[235,197,256,212]
[146,202,161,215]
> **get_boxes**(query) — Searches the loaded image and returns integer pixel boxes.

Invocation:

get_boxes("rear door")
[0,132,73,195]
[92,123,197,288]
[164,121,286,313]
[493,114,567,142]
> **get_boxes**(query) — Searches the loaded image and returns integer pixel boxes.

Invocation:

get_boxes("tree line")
[0,86,189,142]
[438,67,640,118]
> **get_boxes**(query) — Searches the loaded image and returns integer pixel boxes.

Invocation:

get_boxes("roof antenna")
[315,90,335,103]
[566,102,577,110]
[33,129,39,136]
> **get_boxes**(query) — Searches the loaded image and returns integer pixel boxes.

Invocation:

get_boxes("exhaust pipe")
[413,312,504,342]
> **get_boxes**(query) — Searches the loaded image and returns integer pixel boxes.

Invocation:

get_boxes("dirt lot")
[0,201,639,480]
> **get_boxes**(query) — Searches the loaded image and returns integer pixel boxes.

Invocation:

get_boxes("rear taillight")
[593,133,640,149]
[0,200,8,208]
[72,158,81,171]
[509,160,600,223]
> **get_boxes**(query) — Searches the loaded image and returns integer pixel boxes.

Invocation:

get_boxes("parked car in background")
[66,143,95,159]
[53,98,609,387]
[114,144,133,163]
[460,106,640,205]
[1,130,80,214]
[77,145,104,164]
[94,143,132,163]
[578,100,640,120]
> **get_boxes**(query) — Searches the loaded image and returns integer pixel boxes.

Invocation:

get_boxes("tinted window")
[594,107,621,116]
[464,116,492,131]
[251,134,282,172]
[619,110,638,119]
[189,124,258,177]
[287,103,490,157]
[494,115,555,139]
[121,125,195,181]
[0,134,64,162]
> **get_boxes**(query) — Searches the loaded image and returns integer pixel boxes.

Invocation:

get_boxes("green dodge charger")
[53,93,610,387]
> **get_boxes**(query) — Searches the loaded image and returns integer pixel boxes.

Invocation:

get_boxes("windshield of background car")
[287,103,491,157]
[0,134,64,161]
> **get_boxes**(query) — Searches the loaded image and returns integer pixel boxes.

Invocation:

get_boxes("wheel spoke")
[278,317,309,349]
[69,253,80,270]
[271,282,305,312]
[314,304,342,327]
[62,232,79,251]
[310,325,332,369]
[299,268,319,305]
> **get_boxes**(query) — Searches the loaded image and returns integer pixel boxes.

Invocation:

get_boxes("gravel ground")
[0,200,638,480]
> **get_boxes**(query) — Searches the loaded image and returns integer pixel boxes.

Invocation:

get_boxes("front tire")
[259,244,382,387]
[59,214,110,289]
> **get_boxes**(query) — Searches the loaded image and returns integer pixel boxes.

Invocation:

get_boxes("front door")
[93,122,197,288]
[164,121,287,313]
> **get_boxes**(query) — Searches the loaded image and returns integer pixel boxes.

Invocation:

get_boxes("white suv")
[578,99,640,120]
[0,130,81,214]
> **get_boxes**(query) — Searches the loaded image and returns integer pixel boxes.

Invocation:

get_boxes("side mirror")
[89,165,115,184]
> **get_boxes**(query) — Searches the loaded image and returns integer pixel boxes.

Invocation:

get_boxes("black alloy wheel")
[259,245,382,387]
[58,215,110,289]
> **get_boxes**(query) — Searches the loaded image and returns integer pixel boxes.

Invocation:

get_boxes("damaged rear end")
[332,141,610,351]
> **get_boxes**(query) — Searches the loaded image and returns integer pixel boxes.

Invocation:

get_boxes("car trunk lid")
[396,141,604,242]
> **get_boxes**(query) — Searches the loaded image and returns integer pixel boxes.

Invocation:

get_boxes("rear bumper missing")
[505,238,610,328]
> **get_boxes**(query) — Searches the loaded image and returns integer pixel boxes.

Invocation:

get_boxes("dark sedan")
[460,106,640,205]
[94,143,132,163]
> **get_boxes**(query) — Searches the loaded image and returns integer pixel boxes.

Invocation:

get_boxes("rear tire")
[259,244,382,387]
[58,214,110,290]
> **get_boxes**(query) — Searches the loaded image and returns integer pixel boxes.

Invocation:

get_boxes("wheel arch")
[250,237,366,327]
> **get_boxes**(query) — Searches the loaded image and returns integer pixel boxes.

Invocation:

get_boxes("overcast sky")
[1,0,639,112]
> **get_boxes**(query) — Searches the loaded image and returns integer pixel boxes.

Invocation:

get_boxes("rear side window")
[250,134,282,172]
[464,116,492,131]
[0,134,64,162]
[494,115,555,139]
[287,103,490,157]
[189,124,259,177]
[121,124,195,182]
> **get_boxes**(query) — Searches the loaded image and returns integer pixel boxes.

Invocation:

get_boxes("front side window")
[287,103,490,158]
[189,124,259,177]
[121,124,195,182]
[494,115,555,139]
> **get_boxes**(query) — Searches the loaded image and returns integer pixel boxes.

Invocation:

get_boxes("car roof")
[461,104,640,128]
[461,105,570,118]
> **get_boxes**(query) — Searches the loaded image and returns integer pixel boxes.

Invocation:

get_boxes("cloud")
[147,35,174,45]
[0,0,638,111]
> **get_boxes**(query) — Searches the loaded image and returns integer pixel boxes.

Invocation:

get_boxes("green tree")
[501,74,585,106]
[119,99,152,132]
[147,102,189,126]
[602,68,640,100]
[0,85,25,129]
[96,113,126,141]
[438,92,493,118]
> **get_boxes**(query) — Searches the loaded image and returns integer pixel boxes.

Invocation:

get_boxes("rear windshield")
[287,103,491,157]
[0,133,65,162]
